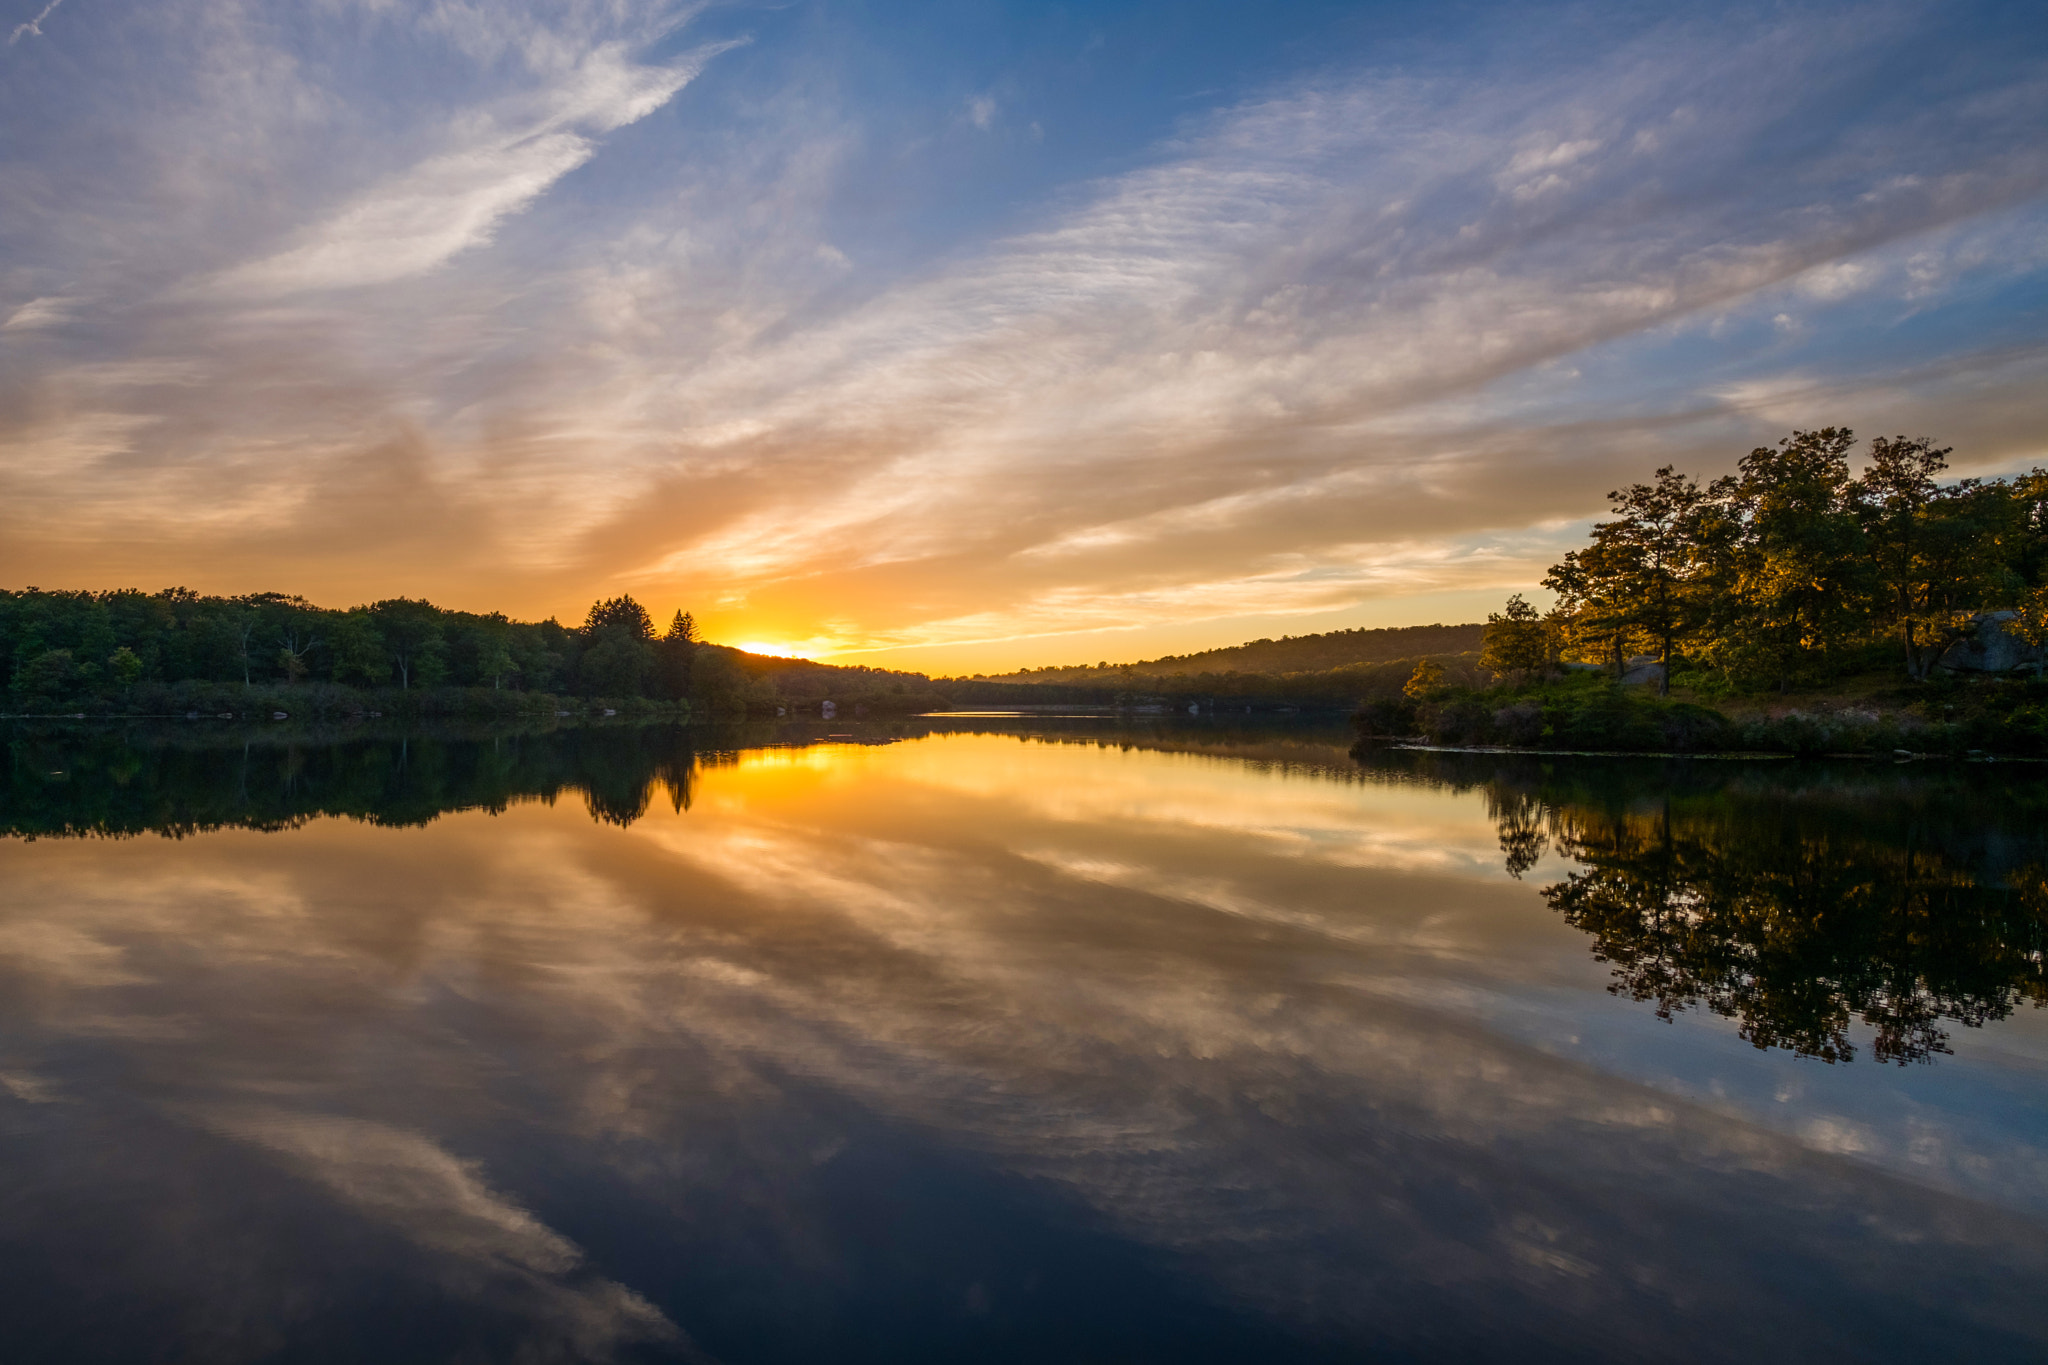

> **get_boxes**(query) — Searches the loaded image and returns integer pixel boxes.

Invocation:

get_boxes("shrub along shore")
[1357,668,2048,758]
[2,680,689,723]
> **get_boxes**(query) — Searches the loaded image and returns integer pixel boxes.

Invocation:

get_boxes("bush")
[1389,676,1729,752]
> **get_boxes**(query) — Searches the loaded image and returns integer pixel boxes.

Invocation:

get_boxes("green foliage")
[327,610,390,687]
[947,652,1488,711]
[1403,658,1447,701]
[987,622,1486,683]
[1354,666,2048,757]
[688,646,748,717]
[15,649,76,709]
[0,586,939,717]
[1535,427,2048,694]
[2011,584,2048,671]
[369,599,447,690]
[579,631,653,697]
[584,595,656,641]
[1480,594,1548,681]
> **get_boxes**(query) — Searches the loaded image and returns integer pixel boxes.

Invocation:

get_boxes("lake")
[2,717,2046,1363]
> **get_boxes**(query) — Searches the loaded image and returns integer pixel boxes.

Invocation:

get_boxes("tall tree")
[1852,435,1954,678]
[327,610,389,686]
[369,599,447,690]
[1588,466,1713,695]
[1720,428,1868,690]
[475,629,517,690]
[260,595,323,686]
[578,596,656,698]
[211,606,259,685]
[1480,594,1548,682]
[583,595,656,641]
[1402,659,1446,700]
[656,610,700,701]
[1542,548,1635,679]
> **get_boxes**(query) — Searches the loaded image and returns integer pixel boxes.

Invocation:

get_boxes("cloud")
[9,740,2048,1350]
[4,744,2048,1349]
[209,39,739,296]
[0,1,2045,665]
[203,1109,684,1360]
[564,10,2048,654]
[7,0,62,45]
[212,134,600,295]
[1796,261,1871,300]
[2,295,75,328]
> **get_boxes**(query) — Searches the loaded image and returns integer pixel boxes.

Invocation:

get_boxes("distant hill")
[971,622,1485,684]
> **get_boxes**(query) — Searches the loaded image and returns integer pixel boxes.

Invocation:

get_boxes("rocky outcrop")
[1936,612,2045,675]
[1619,656,1665,688]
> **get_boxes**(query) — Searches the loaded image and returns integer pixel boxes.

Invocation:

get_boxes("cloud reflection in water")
[0,726,2045,1361]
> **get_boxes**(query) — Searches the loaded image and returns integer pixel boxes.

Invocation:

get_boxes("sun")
[735,641,804,659]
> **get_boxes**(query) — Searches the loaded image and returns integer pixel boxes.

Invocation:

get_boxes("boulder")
[1618,655,1665,688]
[1936,611,2044,675]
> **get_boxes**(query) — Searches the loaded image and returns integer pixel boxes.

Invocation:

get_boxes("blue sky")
[2,0,2045,669]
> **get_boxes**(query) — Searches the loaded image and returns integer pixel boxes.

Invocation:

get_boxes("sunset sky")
[3,0,2045,673]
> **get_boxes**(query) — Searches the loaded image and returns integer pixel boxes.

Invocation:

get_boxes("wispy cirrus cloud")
[1,1,2045,668]
[210,134,602,296]
[564,5,2048,660]
[209,37,742,296]
[7,0,63,45]
[2,294,75,328]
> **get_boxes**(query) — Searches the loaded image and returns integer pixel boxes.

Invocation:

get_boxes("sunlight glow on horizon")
[2,0,2044,669]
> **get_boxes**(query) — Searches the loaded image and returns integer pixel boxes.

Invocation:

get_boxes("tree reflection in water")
[0,719,759,839]
[1452,756,2048,1064]
[14,722,2048,1068]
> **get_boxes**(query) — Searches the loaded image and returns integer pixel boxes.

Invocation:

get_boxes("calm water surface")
[2,718,2046,1362]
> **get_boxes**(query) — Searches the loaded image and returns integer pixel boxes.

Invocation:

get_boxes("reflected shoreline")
[1359,747,2048,1066]
[4,719,2048,1360]
[0,715,1360,839]
[8,718,2047,1070]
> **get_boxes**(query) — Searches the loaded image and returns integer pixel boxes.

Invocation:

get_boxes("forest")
[984,622,1485,682]
[1357,428,2048,755]
[0,583,1492,718]
[0,589,947,718]
[1480,427,2048,693]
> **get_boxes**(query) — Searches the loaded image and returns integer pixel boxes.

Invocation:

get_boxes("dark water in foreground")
[2,717,2046,1363]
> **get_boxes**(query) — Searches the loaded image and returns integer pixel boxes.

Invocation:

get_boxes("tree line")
[0,588,945,716]
[1,588,689,706]
[991,622,1485,682]
[1478,428,2048,693]
[4,581,1471,718]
